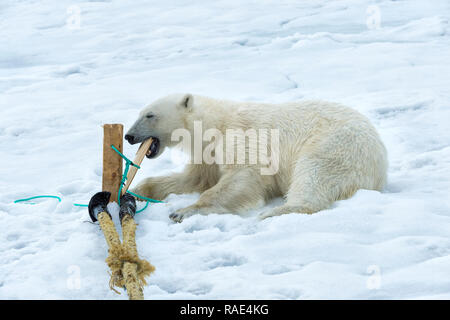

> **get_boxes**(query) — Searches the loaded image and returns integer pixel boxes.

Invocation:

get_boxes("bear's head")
[125,93,193,158]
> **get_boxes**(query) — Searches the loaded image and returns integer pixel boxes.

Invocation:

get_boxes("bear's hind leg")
[259,154,352,219]
[260,124,386,219]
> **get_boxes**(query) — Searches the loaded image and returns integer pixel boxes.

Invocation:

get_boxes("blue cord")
[14,195,62,204]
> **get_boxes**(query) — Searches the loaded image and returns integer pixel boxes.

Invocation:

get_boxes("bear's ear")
[179,93,193,111]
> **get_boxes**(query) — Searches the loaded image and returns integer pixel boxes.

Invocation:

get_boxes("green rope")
[73,203,89,207]
[15,196,150,213]
[111,144,142,206]
[14,144,162,214]
[14,195,62,204]
[136,201,149,213]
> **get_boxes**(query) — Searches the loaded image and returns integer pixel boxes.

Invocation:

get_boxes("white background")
[1,0,449,299]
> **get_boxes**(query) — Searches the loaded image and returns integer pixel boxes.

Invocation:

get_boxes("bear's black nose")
[125,134,135,144]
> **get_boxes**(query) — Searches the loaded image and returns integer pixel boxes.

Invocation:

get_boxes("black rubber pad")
[88,191,111,222]
[119,193,137,222]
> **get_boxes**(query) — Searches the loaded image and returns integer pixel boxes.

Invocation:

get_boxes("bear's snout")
[125,134,136,144]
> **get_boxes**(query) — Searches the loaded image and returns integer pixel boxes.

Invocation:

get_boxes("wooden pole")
[103,124,123,203]
[121,138,153,195]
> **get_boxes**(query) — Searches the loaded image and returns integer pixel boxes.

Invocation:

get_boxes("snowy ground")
[1,0,450,299]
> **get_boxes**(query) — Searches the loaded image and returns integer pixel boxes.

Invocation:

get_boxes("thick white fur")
[128,94,388,222]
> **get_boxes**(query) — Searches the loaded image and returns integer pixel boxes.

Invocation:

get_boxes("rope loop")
[109,144,163,209]
[110,145,140,169]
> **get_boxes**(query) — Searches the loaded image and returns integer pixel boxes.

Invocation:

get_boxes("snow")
[1,0,450,299]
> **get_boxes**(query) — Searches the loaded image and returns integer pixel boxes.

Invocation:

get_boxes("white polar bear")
[125,94,387,222]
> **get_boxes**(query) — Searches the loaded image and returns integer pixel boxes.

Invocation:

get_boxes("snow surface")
[1,0,450,299]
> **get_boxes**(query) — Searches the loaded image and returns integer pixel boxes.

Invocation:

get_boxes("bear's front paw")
[169,212,184,223]
[169,206,197,223]
[169,210,195,223]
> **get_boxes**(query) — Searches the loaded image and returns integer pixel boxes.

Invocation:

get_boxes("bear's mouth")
[144,137,160,159]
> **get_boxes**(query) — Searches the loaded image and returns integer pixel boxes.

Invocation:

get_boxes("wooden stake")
[103,124,123,203]
[121,138,153,195]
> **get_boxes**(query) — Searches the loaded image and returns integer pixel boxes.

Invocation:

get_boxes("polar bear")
[125,94,387,222]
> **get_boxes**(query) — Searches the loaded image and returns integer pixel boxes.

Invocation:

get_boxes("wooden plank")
[102,124,123,203]
[121,138,153,195]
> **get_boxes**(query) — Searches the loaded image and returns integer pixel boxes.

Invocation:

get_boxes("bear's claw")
[169,206,200,223]
[169,212,183,223]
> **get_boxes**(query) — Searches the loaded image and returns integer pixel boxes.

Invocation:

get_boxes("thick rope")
[98,212,155,299]
[121,215,155,299]
[97,211,124,293]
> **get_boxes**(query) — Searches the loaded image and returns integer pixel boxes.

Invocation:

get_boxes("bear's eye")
[146,114,154,119]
